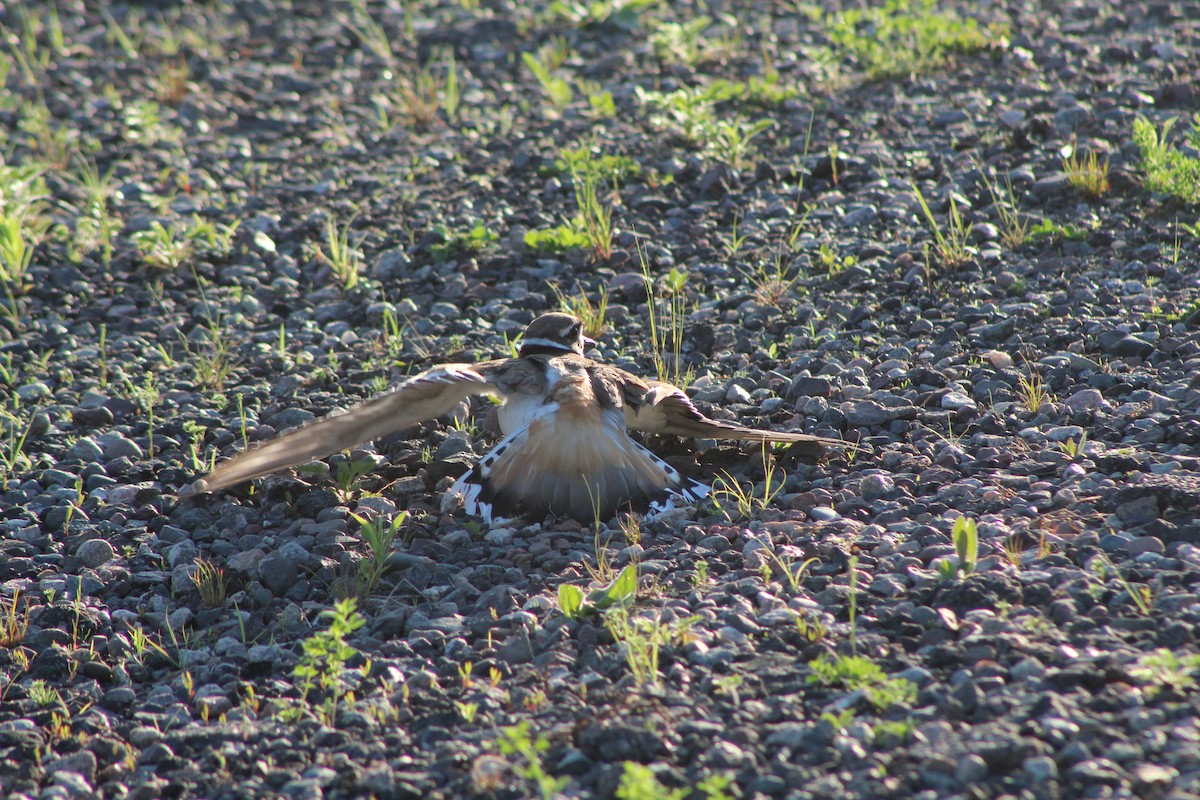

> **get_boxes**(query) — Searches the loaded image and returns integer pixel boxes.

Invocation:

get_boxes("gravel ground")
[2,1,1200,798]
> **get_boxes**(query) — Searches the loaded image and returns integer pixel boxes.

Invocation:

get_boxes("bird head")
[518,313,594,356]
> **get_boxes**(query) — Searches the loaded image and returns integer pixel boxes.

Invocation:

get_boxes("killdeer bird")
[186,313,845,522]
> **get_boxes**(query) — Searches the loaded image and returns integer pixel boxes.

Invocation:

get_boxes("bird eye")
[570,322,582,337]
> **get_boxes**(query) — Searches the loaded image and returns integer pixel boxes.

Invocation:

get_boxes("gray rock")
[1024,756,1058,782]
[725,383,752,404]
[75,538,115,567]
[1031,172,1071,198]
[1132,764,1178,791]
[1116,495,1160,527]
[1098,332,1154,358]
[764,723,808,749]
[50,770,93,797]
[248,644,287,668]
[96,432,144,460]
[1063,388,1103,412]
[227,548,267,574]
[860,474,894,500]
[16,382,52,402]
[45,750,97,781]
[1125,536,1164,556]
[497,632,534,664]
[791,376,832,399]
[844,401,892,426]
[841,204,877,228]
[1045,425,1084,442]
[268,408,316,430]
[1053,105,1091,132]
[102,686,136,709]
[65,574,105,598]
[955,754,989,783]
[165,539,200,569]
[371,247,411,280]
[158,524,190,543]
[999,109,1025,127]
[66,437,104,462]
[138,742,175,765]
[428,302,461,320]
[933,109,968,127]
[940,391,977,412]
[258,552,299,594]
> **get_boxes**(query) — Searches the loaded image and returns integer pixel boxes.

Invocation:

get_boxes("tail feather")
[447,400,708,522]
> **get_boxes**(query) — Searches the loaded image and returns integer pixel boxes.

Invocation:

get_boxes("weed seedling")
[712,673,743,703]
[710,443,785,520]
[604,606,696,687]
[741,252,801,305]
[0,411,33,482]
[1128,648,1200,697]
[912,184,973,271]
[522,48,573,112]
[1063,149,1110,199]
[28,680,60,708]
[320,214,362,290]
[1017,367,1050,411]
[293,598,366,724]
[793,610,828,643]
[430,222,497,260]
[815,0,1001,81]
[455,701,479,723]
[637,83,774,168]
[650,16,714,65]
[330,458,377,502]
[938,515,979,579]
[765,551,818,594]
[191,558,227,607]
[132,220,193,269]
[807,653,917,711]
[496,722,567,800]
[847,554,859,653]
[1027,219,1085,242]
[0,215,34,291]
[570,161,614,261]
[389,48,460,128]
[1088,553,1153,615]
[640,244,693,388]
[1059,431,1089,460]
[353,511,407,598]
[524,150,617,260]
[616,763,688,800]
[559,563,638,621]
[1132,115,1200,204]
[551,145,640,187]
[347,0,396,63]
[980,167,1032,248]
[0,590,29,646]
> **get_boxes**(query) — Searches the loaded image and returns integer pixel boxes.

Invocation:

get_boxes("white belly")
[497,393,546,435]
[497,361,573,434]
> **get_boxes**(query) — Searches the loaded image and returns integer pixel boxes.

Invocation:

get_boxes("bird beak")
[583,335,597,351]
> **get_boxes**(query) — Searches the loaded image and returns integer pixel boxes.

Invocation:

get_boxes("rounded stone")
[76,538,116,568]
[860,474,895,500]
[955,754,989,783]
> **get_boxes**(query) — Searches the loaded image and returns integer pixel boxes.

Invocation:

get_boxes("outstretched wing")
[624,380,846,448]
[185,364,497,494]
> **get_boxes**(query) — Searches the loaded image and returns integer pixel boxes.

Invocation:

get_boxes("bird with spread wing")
[185,313,846,522]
